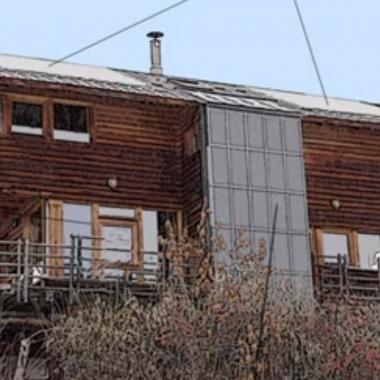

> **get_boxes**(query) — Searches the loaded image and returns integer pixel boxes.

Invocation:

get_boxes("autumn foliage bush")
[46,214,380,380]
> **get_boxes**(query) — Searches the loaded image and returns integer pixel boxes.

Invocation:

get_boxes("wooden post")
[13,338,31,380]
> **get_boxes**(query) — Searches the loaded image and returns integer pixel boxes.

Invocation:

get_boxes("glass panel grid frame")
[207,107,311,283]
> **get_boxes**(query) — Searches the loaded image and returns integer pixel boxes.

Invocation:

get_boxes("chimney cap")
[147,31,164,39]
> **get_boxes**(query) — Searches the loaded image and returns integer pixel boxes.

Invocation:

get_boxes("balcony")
[313,254,380,302]
[0,237,164,319]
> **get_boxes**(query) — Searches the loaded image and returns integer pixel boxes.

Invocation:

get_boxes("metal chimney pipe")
[147,31,164,75]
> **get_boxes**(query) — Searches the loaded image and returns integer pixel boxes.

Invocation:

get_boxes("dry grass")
[0,210,378,379]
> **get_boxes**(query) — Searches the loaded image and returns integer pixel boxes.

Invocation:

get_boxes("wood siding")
[303,116,380,232]
[182,109,203,234]
[0,79,203,237]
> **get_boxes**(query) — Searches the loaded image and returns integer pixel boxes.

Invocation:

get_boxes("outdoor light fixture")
[331,199,342,210]
[107,176,118,190]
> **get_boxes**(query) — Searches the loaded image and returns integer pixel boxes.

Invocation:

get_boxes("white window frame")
[11,101,44,136]
[53,130,90,143]
[53,102,91,143]
[12,124,43,136]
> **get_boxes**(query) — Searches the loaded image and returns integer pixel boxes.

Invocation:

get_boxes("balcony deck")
[0,238,164,320]
[313,254,380,302]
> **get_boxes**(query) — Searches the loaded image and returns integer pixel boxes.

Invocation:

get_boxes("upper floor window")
[184,129,198,156]
[12,102,43,136]
[53,103,90,143]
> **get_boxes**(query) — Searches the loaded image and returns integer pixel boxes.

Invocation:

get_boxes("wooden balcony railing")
[313,254,380,302]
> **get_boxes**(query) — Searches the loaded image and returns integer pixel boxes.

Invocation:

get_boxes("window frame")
[184,129,198,156]
[357,233,380,270]
[312,228,359,267]
[98,218,139,269]
[3,94,94,142]
[44,201,183,279]
[52,100,92,143]
[6,95,48,137]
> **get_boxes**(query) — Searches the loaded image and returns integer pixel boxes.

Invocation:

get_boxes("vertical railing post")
[76,236,83,294]
[23,240,30,303]
[337,254,343,297]
[343,255,349,298]
[377,256,380,294]
[310,252,317,298]
[69,234,75,304]
[16,239,22,303]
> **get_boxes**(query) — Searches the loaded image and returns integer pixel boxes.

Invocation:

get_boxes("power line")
[49,0,192,67]
[292,0,329,106]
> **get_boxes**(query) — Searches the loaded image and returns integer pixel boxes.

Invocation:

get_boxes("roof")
[165,77,295,114]
[128,71,380,122]
[0,54,191,101]
[0,53,380,121]
[256,88,380,123]
[124,71,299,114]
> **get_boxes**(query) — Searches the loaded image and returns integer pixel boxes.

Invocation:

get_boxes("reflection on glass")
[323,233,348,263]
[102,226,133,278]
[143,211,159,282]
[358,234,380,270]
[63,203,92,275]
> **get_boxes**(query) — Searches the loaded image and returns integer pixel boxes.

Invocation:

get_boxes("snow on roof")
[256,88,380,120]
[0,54,193,101]
[0,54,144,86]
[1,53,380,122]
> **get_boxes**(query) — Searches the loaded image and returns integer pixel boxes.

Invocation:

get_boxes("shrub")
[45,218,380,380]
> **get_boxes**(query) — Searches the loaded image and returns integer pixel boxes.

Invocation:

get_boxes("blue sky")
[1,0,380,102]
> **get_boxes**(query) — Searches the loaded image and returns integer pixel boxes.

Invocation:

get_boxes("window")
[322,232,349,263]
[98,206,139,278]
[101,222,137,278]
[47,201,179,280]
[12,102,43,135]
[315,228,380,269]
[184,129,198,156]
[53,103,90,142]
[63,203,92,275]
[358,234,380,270]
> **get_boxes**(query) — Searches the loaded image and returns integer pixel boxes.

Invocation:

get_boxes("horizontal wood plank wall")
[303,117,380,232]
[0,81,201,227]
[181,107,203,235]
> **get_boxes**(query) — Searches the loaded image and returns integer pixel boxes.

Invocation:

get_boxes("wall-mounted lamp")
[107,176,118,190]
[331,199,342,210]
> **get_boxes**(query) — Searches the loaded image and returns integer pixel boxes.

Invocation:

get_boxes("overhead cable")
[49,0,192,66]
[293,0,329,106]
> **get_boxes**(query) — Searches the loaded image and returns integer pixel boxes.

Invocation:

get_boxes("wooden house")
[1,33,380,306]
[0,52,203,303]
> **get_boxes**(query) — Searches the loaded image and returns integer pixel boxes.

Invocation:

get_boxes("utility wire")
[49,0,192,67]
[292,0,329,106]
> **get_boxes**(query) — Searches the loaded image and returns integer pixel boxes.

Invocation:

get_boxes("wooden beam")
[48,200,63,277]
